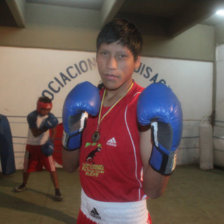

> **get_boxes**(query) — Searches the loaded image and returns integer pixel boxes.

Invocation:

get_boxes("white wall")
[0,46,213,170]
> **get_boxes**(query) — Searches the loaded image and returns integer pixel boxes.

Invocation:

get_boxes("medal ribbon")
[92,81,134,142]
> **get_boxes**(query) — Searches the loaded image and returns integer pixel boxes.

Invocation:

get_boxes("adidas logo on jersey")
[106,137,117,147]
[90,207,101,220]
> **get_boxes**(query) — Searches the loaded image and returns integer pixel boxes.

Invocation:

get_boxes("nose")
[107,56,117,69]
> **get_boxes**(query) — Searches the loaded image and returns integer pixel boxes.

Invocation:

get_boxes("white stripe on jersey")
[124,97,143,200]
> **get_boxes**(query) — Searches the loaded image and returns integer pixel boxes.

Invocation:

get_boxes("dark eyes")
[99,52,127,60]
[99,51,108,56]
[118,54,128,59]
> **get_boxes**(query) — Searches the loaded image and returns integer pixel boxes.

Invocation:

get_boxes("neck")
[103,79,133,107]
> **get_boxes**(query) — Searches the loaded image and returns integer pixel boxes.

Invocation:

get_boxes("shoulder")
[124,82,143,112]
[27,110,38,128]
[133,81,144,91]
[128,82,144,103]
[27,110,37,119]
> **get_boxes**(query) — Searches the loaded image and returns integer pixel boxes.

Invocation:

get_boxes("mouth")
[104,73,118,81]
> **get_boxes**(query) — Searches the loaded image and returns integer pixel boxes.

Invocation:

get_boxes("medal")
[92,131,100,142]
[93,81,134,143]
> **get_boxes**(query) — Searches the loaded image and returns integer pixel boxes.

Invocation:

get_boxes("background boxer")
[14,96,63,201]
[62,18,182,223]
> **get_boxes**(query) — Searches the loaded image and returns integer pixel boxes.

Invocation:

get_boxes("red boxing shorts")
[24,144,56,173]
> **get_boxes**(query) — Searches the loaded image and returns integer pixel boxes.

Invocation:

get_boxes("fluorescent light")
[216,9,224,16]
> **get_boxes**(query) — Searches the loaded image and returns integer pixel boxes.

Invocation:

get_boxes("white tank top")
[27,114,49,145]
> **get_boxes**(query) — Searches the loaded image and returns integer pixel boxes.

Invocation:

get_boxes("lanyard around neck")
[96,82,134,131]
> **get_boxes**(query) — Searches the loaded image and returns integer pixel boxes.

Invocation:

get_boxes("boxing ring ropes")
[2,115,224,173]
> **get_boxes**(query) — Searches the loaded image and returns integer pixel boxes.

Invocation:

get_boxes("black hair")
[96,18,143,60]
[38,96,52,103]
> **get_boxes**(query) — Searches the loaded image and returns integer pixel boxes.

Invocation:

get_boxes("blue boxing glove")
[62,81,101,150]
[27,111,38,129]
[41,140,54,156]
[40,113,58,131]
[137,83,183,175]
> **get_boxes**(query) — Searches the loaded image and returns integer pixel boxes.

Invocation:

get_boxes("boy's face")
[38,108,51,116]
[96,41,140,90]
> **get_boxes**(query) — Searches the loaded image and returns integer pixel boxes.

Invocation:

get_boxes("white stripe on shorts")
[81,189,149,224]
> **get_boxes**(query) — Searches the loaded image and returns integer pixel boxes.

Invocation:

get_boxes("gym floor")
[0,165,223,224]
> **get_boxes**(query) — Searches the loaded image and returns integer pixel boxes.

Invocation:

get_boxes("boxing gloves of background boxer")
[41,139,54,156]
[62,81,101,151]
[39,113,58,132]
[27,111,38,129]
[27,111,58,131]
[137,83,183,175]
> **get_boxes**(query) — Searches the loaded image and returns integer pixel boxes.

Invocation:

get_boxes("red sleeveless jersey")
[79,82,146,202]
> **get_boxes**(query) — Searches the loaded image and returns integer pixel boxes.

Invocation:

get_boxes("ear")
[134,56,141,70]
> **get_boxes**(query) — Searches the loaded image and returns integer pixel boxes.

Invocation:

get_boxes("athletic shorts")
[77,210,152,224]
[24,144,56,173]
[77,210,97,224]
[77,190,152,224]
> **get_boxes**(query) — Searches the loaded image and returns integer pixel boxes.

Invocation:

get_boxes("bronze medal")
[92,82,133,143]
[92,131,100,142]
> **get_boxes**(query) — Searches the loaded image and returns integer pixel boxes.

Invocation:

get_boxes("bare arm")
[30,125,57,139]
[62,148,80,173]
[30,127,47,137]
[140,126,170,199]
[49,126,57,141]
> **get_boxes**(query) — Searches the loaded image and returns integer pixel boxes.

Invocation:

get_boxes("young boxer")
[15,96,63,201]
[62,18,182,223]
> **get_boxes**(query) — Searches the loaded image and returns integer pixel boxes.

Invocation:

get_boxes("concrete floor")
[0,165,223,224]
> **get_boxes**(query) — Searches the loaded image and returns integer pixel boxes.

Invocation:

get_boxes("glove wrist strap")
[149,146,176,176]
[62,131,81,151]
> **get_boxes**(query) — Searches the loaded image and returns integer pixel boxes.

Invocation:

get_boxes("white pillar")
[199,119,213,170]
